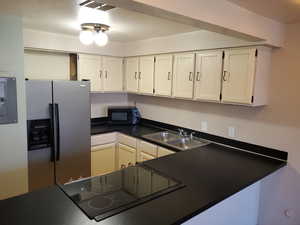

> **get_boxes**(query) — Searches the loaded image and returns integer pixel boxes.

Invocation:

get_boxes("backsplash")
[90,93,134,118]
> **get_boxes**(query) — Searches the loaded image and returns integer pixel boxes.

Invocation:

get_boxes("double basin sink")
[143,131,209,151]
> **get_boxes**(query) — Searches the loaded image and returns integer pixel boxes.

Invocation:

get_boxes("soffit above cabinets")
[0,0,199,42]
[226,0,300,24]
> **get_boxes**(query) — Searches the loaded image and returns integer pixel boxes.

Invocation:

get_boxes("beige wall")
[0,14,28,199]
[129,22,300,225]
[91,93,132,118]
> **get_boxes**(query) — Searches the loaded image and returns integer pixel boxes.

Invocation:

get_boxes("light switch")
[201,121,208,132]
[228,126,236,138]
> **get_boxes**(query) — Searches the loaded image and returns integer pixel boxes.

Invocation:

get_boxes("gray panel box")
[0,77,18,124]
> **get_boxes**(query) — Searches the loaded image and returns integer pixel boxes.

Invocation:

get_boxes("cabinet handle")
[167,72,171,80]
[196,72,201,81]
[134,72,137,80]
[138,72,141,80]
[99,70,102,78]
[105,71,108,79]
[189,72,193,81]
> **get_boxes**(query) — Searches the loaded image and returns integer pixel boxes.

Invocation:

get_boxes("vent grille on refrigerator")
[79,0,115,11]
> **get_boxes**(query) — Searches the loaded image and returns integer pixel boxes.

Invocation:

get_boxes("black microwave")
[107,106,141,125]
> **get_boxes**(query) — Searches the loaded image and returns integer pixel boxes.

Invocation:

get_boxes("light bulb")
[94,31,108,46]
[79,30,93,45]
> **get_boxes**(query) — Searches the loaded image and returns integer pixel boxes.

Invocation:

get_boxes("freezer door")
[28,148,55,191]
[52,80,91,184]
[26,80,55,191]
[26,80,52,120]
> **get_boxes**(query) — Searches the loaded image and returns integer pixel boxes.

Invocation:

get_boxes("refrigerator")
[26,80,91,192]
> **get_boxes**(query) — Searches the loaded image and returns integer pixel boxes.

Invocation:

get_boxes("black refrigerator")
[26,80,91,192]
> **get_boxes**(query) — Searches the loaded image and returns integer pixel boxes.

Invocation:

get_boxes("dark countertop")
[0,120,286,225]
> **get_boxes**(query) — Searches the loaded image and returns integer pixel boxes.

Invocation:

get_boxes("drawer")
[118,133,137,148]
[91,143,116,152]
[138,140,157,157]
[140,152,155,162]
[91,132,117,146]
[157,147,175,157]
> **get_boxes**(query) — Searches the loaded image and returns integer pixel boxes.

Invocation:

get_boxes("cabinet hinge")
[220,93,222,100]
[153,88,155,94]
[251,96,254,103]
[222,51,225,59]
[154,57,156,63]
[255,49,258,57]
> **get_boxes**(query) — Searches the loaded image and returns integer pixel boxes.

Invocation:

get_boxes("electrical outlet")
[228,126,236,138]
[201,121,208,132]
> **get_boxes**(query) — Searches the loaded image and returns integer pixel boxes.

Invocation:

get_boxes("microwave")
[107,106,141,125]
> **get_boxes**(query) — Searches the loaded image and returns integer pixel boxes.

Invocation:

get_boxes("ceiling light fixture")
[79,23,110,46]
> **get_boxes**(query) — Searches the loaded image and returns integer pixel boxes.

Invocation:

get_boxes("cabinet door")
[118,144,136,169]
[137,167,152,197]
[103,56,123,92]
[91,143,116,177]
[139,56,154,94]
[154,54,173,96]
[173,53,195,98]
[194,51,223,102]
[125,57,139,93]
[157,147,175,157]
[140,152,155,162]
[222,48,256,104]
[78,54,102,92]
[137,140,157,162]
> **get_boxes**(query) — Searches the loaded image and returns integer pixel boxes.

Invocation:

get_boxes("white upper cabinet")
[78,54,123,92]
[139,56,155,94]
[173,53,195,99]
[102,56,123,92]
[154,54,173,97]
[194,51,223,102]
[221,47,271,106]
[78,54,102,92]
[125,57,139,93]
[221,48,256,104]
[24,50,70,80]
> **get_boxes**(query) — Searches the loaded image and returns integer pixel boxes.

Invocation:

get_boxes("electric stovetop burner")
[60,164,185,222]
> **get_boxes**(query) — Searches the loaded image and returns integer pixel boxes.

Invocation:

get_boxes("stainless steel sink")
[143,131,209,151]
[166,138,208,150]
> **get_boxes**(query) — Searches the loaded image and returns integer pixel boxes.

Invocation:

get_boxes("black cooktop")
[60,165,185,222]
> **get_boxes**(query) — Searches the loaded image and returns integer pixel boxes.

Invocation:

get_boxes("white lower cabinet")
[140,152,155,162]
[118,143,137,169]
[137,140,158,162]
[91,143,116,177]
[157,147,175,157]
[91,133,176,175]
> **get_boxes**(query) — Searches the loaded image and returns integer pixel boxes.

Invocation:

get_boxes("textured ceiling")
[0,0,199,42]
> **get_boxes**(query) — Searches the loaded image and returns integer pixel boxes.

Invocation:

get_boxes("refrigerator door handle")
[49,103,55,162]
[54,103,61,161]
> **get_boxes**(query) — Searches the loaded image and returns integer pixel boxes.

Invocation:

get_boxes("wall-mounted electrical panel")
[0,76,18,124]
